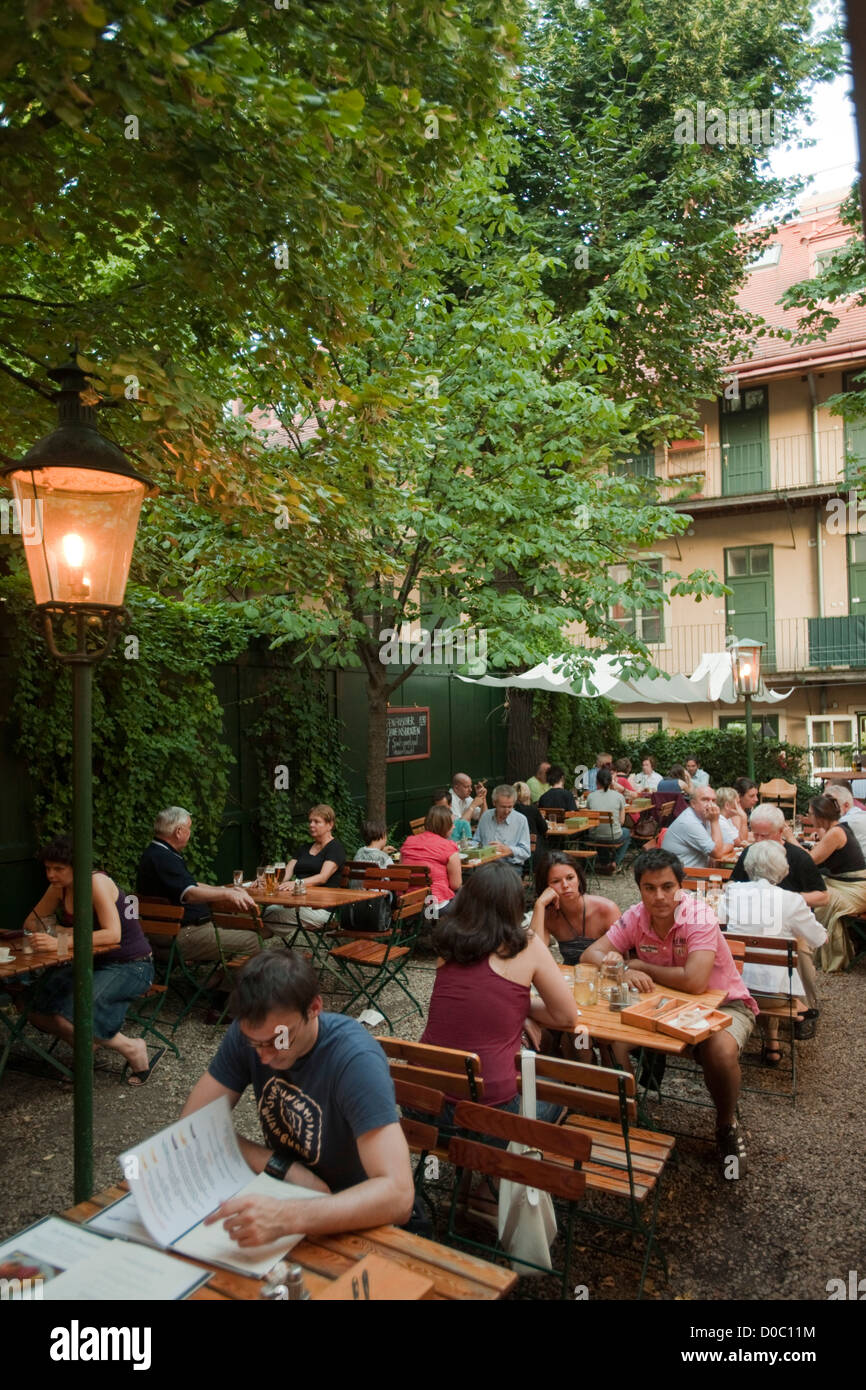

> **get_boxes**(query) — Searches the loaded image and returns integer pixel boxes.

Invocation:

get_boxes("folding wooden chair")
[842,915,866,971]
[445,1101,591,1298]
[723,931,805,1104]
[758,779,797,819]
[520,1054,675,1299]
[129,903,189,1048]
[327,887,428,1032]
[208,906,267,1024]
[392,1074,449,1225]
[409,816,426,835]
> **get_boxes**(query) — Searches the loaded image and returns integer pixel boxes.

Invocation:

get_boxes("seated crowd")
[15,754,861,1257]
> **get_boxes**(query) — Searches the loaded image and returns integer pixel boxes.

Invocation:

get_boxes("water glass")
[574,967,597,1006]
[56,928,73,959]
[233,869,244,887]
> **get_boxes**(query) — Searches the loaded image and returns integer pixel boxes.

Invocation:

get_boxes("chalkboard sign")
[386,707,431,763]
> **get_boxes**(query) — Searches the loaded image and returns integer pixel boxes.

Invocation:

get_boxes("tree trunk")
[506,689,550,783]
[365,659,389,822]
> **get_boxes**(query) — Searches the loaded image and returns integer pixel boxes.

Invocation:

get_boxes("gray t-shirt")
[586,789,625,842]
[208,1013,398,1192]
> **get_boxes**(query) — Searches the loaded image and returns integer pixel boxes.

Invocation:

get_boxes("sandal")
[125,1046,166,1087]
[761,1042,782,1068]
[716,1122,748,1178]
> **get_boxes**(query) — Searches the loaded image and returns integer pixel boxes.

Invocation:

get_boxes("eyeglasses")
[240,1023,300,1054]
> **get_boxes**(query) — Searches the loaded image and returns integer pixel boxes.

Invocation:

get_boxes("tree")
[0,0,520,495]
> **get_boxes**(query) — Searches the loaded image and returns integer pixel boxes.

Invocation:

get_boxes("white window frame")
[609,557,665,645]
[806,714,856,775]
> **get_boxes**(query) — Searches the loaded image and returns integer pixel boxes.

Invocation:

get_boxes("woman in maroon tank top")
[421,863,578,1113]
[24,835,163,1085]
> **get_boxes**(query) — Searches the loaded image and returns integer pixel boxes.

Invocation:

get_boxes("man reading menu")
[182,952,414,1246]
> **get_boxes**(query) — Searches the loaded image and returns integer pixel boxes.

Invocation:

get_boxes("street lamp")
[729,636,765,782]
[1,359,151,1202]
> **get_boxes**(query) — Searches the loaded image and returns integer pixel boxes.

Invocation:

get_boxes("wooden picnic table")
[63,1183,516,1301]
[461,846,513,869]
[545,820,591,839]
[556,964,726,1055]
[0,940,113,1082]
[243,885,387,911]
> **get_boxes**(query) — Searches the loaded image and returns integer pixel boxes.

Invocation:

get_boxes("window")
[721,385,767,416]
[610,557,664,644]
[620,718,662,741]
[718,714,779,738]
[614,451,656,480]
[725,545,771,578]
[745,243,781,271]
[812,244,846,277]
[806,714,856,775]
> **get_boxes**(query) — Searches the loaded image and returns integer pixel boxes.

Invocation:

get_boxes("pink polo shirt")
[606,895,758,1014]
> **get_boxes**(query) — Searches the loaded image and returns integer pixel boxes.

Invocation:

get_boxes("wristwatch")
[264,1153,291,1181]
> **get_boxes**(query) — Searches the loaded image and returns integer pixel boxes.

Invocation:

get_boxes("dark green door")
[720,385,770,495]
[844,370,866,482]
[725,545,775,670]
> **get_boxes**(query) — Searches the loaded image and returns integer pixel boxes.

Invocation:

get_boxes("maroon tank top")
[421,956,530,1105]
[57,874,151,964]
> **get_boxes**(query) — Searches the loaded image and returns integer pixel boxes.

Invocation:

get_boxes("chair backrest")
[391,888,429,926]
[514,1052,637,1125]
[409,816,426,835]
[449,1102,590,1203]
[341,862,428,892]
[759,779,797,817]
[380,1037,485,1101]
[139,901,184,940]
[529,833,537,852]
[723,931,797,972]
[392,1075,446,1153]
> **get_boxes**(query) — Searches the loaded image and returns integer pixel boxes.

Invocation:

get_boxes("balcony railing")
[657,427,852,502]
[584,615,866,679]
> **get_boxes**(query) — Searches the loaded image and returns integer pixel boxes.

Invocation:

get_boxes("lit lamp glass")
[729,638,764,697]
[6,465,146,608]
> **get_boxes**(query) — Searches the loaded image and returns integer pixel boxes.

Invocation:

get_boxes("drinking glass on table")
[275,861,287,885]
[233,869,244,888]
[574,967,597,1006]
[265,865,277,894]
[56,927,73,959]
[256,865,266,889]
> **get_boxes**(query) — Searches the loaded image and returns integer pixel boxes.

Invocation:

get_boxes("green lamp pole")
[729,636,766,784]
[1,361,151,1202]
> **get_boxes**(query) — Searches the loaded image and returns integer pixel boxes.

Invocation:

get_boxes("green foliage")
[0,576,248,886]
[612,725,818,806]
[246,666,360,860]
[536,691,622,771]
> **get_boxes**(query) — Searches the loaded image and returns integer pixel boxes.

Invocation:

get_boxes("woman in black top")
[268,803,347,934]
[808,795,866,875]
[808,794,866,971]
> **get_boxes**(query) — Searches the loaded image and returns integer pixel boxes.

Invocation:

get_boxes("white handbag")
[497,1049,557,1273]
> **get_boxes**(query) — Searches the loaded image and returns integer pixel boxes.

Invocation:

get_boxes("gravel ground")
[1,869,863,1302]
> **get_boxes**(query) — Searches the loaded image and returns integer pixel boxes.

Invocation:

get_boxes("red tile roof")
[730,191,866,376]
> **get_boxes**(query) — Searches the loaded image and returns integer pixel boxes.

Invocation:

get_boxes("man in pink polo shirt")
[583,847,757,1176]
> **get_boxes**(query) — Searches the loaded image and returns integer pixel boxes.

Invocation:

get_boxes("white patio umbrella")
[457,652,791,705]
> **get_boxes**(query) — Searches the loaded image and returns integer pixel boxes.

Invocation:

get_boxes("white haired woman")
[719,840,827,1063]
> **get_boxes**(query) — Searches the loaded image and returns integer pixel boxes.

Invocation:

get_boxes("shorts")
[691,999,755,1056]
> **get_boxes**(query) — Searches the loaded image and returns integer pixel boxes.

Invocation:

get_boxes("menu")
[0,1216,208,1301]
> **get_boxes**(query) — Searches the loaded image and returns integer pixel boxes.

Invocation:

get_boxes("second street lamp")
[1,359,152,1202]
[729,636,765,783]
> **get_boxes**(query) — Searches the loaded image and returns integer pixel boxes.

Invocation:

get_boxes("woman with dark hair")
[586,766,630,872]
[613,758,639,796]
[24,835,161,1085]
[399,804,461,907]
[420,863,577,1116]
[658,764,690,795]
[808,794,866,970]
[534,852,621,964]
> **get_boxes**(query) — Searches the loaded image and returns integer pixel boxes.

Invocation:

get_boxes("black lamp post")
[729,636,766,783]
[1,360,151,1202]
